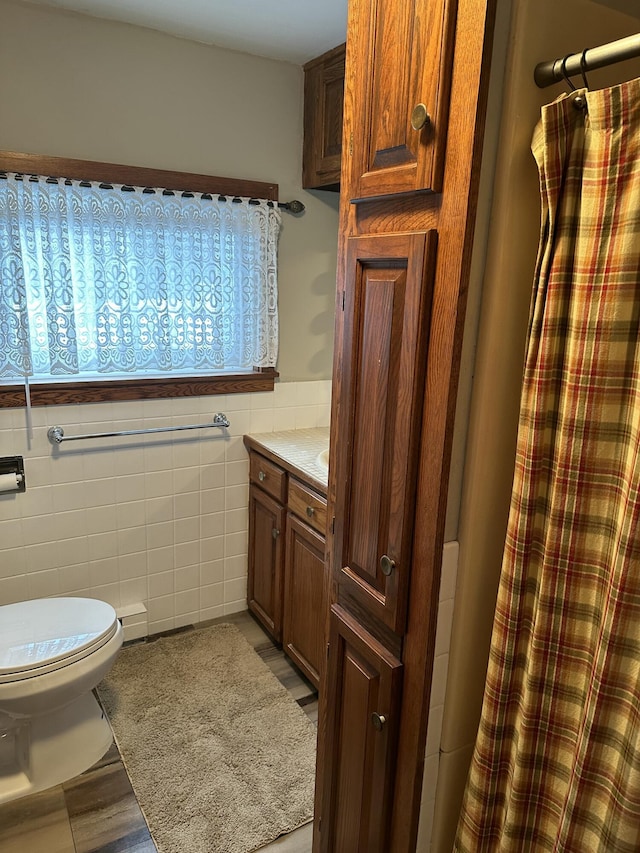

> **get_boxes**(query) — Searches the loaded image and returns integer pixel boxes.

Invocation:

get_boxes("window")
[0,153,281,406]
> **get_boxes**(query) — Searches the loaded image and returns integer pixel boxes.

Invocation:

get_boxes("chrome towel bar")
[47,412,230,444]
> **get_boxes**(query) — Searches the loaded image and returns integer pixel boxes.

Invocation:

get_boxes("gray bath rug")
[98,623,317,853]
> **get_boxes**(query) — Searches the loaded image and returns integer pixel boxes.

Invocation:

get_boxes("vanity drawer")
[289,477,327,535]
[249,451,287,503]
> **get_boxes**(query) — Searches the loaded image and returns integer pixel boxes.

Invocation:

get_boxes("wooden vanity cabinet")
[246,448,328,687]
[303,43,346,191]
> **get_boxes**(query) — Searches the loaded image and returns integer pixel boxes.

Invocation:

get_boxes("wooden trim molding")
[0,150,279,201]
[0,370,278,408]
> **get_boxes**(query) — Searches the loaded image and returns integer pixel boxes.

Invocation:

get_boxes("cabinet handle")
[410,103,431,131]
[258,470,266,482]
[272,528,280,539]
[306,505,315,518]
[371,712,387,731]
[380,554,396,576]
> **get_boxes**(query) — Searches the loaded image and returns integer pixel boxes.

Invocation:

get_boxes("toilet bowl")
[0,597,123,804]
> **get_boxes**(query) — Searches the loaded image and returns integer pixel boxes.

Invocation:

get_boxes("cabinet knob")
[380,554,396,576]
[272,528,280,539]
[258,470,266,482]
[306,505,315,518]
[371,712,387,731]
[410,103,431,131]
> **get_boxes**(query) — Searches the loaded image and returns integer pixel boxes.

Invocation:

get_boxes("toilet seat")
[0,598,119,683]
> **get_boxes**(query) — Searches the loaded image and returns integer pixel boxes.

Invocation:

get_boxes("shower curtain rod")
[534,32,640,88]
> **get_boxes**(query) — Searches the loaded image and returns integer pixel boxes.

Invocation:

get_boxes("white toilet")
[0,597,123,804]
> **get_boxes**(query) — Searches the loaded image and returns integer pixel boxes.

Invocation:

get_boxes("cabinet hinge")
[331,515,335,534]
[349,131,353,157]
[341,291,345,311]
[326,642,330,660]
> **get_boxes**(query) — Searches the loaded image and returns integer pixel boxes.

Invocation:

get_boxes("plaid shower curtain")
[455,77,640,852]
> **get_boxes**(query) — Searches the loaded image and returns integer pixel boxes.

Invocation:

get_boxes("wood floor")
[0,611,318,853]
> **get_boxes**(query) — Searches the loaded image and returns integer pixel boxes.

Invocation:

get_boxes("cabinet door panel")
[334,231,437,633]
[283,513,327,687]
[319,605,402,853]
[248,487,285,642]
[349,0,455,198]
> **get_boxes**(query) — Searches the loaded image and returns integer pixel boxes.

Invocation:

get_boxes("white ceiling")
[19,0,639,66]
[21,0,348,65]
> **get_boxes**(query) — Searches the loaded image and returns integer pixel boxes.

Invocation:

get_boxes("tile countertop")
[243,427,330,495]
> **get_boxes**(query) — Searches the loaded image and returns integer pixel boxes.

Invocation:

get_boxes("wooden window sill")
[0,370,278,408]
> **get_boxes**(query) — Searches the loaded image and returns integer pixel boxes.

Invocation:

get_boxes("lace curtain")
[0,174,281,380]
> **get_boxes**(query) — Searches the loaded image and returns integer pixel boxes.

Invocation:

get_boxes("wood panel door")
[247,486,285,642]
[283,513,327,687]
[319,605,402,853]
[348,0,456,199]
[333,230,437,634]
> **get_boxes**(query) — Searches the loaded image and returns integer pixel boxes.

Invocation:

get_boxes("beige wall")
[0,0,339,382]
[0,1,337,639]
[431,1,640,850]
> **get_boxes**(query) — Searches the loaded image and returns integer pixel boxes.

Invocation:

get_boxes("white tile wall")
[416,540,459,853]
[0,380,331,635]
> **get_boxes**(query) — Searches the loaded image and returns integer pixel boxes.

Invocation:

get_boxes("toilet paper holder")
[0,456,26,493]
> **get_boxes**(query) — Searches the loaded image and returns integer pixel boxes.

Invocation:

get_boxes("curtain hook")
[560,54,577,91]
[579,48,590,89]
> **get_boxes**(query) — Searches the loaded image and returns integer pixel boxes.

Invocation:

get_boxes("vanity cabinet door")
[318,605,402,853]
[348,0,456,199]
[283,513,327,688]
[248,485,286,642]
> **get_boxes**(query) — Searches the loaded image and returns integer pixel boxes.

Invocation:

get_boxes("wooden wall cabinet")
[303,43,346,191]
[348,0,457,200]
[315,0,497,850]
[246,448,327,688]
